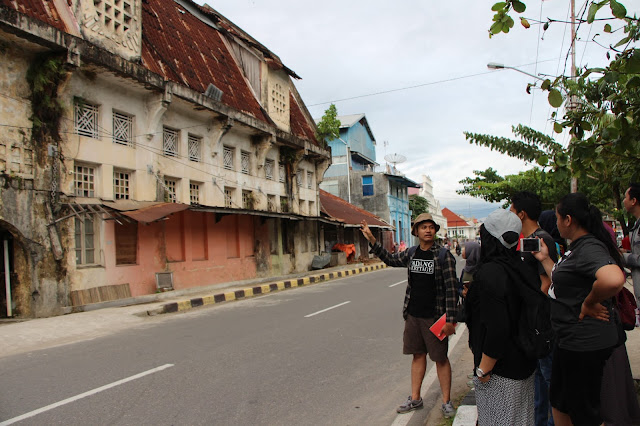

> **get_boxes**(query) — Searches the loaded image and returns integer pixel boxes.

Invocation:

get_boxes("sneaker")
[396,396,423,413]
[441,401,455,418]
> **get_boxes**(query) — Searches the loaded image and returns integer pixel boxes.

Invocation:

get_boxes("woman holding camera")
[534,193,625,426]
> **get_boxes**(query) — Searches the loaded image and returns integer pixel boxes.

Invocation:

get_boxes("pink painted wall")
[102,211,258,297]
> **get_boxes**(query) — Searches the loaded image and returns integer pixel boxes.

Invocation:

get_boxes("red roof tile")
[1,0,67,32]
[320,189,390,228]
[290,93,317,144]
[141,0,268,123]
[442,207,471,227]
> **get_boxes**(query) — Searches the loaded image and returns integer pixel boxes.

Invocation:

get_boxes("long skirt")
[600,343,640,425]
[474,373,535,426]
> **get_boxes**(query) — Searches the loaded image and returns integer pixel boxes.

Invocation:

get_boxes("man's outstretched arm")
[360,220,409,268]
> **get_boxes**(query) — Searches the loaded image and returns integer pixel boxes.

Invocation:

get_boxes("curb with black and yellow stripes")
[146,262,388,316]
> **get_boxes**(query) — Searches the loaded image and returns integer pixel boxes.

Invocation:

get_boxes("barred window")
[190,182,200,205]
[279,163,285,183]
[75,164,95,197]
[309,201,315,216]
[163,127,178,157]
[241,151,251,175]
[299,199,306,214]
[112,111,133,146]
[224,187,234,208]
[280,197,289,213]
[164,178,177,203]
[75,216,96,265]
[307,171,313,189]
[267,194,276,212]
[265,159,274,180]
[113,170,130,200]
[223,146,234,170]
[242,190,253,209]
[296,172,303,187]
[74,100,99,139]
[188,134,201,162]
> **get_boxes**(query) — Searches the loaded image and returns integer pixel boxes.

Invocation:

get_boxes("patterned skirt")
[473,372,535,426]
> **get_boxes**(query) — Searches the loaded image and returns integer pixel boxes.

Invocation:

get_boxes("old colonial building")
[0,0,330,317]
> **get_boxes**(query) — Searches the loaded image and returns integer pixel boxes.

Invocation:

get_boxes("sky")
[193,0,633,219]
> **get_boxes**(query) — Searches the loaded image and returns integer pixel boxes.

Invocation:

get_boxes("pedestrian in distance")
[622,182,640,306]
[398,240,407,253]
[466,209,538,425]
[510,191,558,426]
[360,213,459,418]
[534,193,626,426]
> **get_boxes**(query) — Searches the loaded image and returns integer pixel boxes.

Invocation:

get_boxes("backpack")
[616,287,638,331]
[514,277,554,360]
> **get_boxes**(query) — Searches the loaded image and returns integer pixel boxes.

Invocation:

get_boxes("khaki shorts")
[403,314,449,362]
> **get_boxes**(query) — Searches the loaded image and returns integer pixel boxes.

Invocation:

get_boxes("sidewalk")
[0,261,387,358]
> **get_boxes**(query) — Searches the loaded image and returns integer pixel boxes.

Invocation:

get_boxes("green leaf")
[587,2,600,23]
[543,22,549,31]
[520,17,530,29]
[610,0,627,19]
[548,89,563,108]
[512,1,526,13]
[553,122,563,133]
[581,121,592,132]
[537,155,549,166]
[604,23,612,33]
[490,21,504,34]
[626,76,640,90]
[541,79,551,90]
[614,36,630,48]
[491,2,507,11]
[626,53,640,74]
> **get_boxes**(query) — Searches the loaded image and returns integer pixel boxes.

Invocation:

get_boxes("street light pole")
[487,62,544,81]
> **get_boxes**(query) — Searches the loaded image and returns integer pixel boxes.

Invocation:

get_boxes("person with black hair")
[510,191,558,426]
[534,193,626,426]
[538,210,566,256]
[467,209,538,425]
[623,182,640,305]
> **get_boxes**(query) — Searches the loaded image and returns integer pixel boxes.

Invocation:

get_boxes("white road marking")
[390,324,468,426]
[0,364,175,426]
[388,280,407,288]
[304,301,351,318]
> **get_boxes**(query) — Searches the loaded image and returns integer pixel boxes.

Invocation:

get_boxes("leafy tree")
[409,195,429,220]
[484,0,640,233]
[315,104,341,148]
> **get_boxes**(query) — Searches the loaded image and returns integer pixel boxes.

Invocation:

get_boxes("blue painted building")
[316,114,417,246]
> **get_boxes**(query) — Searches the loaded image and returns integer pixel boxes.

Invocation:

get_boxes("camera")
[520,238,541,252]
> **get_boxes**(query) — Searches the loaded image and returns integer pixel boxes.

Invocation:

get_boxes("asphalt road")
[0,257,467,426]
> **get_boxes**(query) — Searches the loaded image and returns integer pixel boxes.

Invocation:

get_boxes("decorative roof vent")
[204,84,223,102]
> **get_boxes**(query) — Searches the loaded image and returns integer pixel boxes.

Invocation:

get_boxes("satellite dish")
[384,153,407,166]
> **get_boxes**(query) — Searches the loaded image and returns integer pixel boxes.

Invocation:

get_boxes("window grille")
[112,111,133,146]
[163,127,178,157]
[267,195,276,212]
[279,164,285,182]
[265,159,274,180]
[223,146,234,170]
[188,134,201,162]
[164,178,177,203]
[74,101,99,139]
[75,216,96,265]
[224,187,234,208]
[296,172,302,187]
[190,182,200,204]
[307,171,313,189]
[280,197,289,213]
[242,190,253,209]
[241,151,250,174]
[113,170,130,199]
[75,164,95,197]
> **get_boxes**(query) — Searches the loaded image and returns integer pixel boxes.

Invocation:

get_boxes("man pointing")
[361,213,458,418]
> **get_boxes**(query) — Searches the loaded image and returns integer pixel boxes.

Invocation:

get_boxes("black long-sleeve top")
[467,262,537,380]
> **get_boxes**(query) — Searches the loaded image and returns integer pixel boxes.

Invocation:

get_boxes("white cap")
[484,209,522,249]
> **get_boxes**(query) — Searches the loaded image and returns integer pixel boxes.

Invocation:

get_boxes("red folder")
[429,313,448,341]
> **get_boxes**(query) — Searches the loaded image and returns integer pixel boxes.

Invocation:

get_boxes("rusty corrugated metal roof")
[320,189,391,228]
[112,201,190,223]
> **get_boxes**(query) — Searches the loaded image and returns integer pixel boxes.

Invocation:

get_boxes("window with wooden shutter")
[115,221,138,265]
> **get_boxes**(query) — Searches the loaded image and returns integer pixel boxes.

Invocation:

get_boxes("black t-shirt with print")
[408,248,436,318]
[550,234,618,351]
